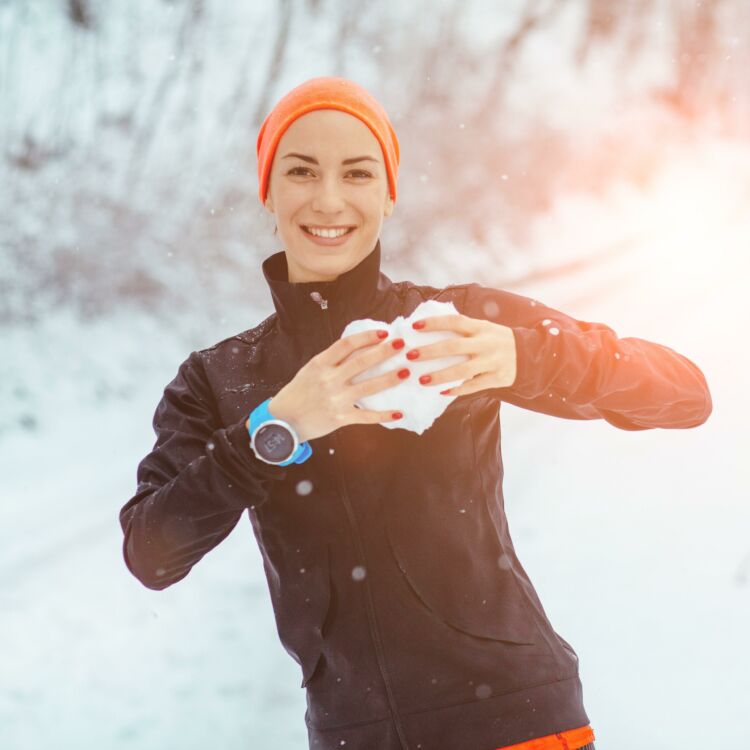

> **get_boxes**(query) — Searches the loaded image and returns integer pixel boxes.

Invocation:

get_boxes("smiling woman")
[263,110,394,272]
[120,76,711,750]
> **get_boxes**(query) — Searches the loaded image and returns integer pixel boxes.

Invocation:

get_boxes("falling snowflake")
[475,683,492,699]
[296,479,313,496]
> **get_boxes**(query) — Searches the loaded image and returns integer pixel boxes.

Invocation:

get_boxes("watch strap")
[248,398,312,465]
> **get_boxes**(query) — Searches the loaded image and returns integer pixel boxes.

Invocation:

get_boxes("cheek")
[274,190,307,220]
[358,188,389,216]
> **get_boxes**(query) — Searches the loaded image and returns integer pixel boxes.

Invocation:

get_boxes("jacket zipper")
[312,291,411,750]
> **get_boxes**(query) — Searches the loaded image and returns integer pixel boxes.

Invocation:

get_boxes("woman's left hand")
[408,314,517,397]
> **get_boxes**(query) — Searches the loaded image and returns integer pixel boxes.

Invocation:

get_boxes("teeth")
[304,226,351,238]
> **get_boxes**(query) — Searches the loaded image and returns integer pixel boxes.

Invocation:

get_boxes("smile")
[301,225,356,238]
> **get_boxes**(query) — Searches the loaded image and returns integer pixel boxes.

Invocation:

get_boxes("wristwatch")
[247,397,312,466]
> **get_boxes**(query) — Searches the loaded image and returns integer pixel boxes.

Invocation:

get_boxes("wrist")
[267,397,308,443]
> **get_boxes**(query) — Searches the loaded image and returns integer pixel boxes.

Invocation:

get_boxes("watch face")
[254,422,295,462]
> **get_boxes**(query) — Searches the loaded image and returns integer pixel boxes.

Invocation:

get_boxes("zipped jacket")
[120,239,712,750]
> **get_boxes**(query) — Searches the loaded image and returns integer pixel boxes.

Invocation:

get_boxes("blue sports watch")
[247,398,312,466]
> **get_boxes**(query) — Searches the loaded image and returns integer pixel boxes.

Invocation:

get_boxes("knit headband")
[256,76,400,206]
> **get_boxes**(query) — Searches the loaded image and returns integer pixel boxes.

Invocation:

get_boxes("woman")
[120,77,712,750]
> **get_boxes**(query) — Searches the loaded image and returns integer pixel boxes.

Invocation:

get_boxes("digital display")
[257,424,293,460]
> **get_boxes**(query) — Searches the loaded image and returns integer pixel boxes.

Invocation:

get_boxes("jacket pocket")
[383,509,537,646]
[379,395,537,645]
[267,541,332,688]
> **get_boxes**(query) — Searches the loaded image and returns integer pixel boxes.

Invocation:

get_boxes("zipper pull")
[310,291,328,309]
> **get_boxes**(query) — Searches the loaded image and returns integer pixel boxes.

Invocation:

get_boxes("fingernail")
[376,329,389,339]
[440,389,452,395]
[392,411,403,419]
[397,368,410,379]
[406,349,420,360]
[412,320,426,330]
[391,338,405,349]
[419,374,431,385]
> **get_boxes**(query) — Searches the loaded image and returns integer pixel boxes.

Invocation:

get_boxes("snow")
[342,299,470,434]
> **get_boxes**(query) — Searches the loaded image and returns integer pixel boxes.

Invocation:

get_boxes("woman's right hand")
[245,329,411,443]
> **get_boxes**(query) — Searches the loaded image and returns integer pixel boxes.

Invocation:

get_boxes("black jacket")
[120,239,712,750]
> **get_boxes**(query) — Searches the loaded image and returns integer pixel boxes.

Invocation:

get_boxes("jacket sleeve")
[119,350,288,590]
[460,282,713,430]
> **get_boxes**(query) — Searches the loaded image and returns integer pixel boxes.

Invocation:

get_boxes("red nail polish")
[412,320,426,330]
[440,389,451,395]
[392,411,403,419]
[397,368,410,379]
[406,349,420,360]
[376,329,389,339]
[419,374,431,385]
[391,338,405,349]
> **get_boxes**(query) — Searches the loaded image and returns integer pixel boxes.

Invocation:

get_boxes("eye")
[285,166,373,179]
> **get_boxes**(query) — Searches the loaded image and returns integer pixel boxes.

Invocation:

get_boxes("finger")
[405,335,476,362]
[348,406,404,425]
[337,335,405,382]
[440,371,497,398]
[418,360,480,388]
[349,362,411,400]
[411,313,477,335]
[326,328,390,367]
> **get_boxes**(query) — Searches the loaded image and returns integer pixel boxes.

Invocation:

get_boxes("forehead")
[278,109,381,159]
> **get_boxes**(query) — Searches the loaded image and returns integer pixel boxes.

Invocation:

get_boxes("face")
[264,109,395,283]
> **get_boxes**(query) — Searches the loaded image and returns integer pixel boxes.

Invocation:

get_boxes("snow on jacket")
[119,239,711,750]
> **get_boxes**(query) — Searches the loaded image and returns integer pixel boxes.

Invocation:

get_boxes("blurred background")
[1,1,748,748]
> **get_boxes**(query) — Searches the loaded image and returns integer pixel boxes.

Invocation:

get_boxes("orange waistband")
[495,723,595,750]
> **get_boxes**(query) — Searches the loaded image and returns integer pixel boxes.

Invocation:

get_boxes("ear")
[384,194,394,218]
[264,195,275,214]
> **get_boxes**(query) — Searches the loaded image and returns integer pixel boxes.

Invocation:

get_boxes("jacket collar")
[262,239,392,337]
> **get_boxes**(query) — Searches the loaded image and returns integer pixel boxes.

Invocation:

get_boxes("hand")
[244,329,411,442]
[407,313,517,397]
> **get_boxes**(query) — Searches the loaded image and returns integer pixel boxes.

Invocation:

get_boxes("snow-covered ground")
[2,135,747,750]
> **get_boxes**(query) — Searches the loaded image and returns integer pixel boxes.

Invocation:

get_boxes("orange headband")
[256,76,400,206]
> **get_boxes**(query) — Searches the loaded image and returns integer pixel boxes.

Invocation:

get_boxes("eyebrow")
[281,152,379,165]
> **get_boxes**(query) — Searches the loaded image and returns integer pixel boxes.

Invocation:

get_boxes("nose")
[311,174,346,214]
